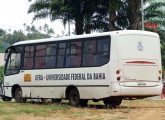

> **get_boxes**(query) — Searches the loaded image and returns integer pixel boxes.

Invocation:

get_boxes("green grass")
[2,116,15,120]
[0,101,71,117]
[0,99,164,119]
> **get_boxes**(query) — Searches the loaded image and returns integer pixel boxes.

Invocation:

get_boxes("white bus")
[2,30,162,107]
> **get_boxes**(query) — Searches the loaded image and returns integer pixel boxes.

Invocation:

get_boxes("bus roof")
[12,30,159,46]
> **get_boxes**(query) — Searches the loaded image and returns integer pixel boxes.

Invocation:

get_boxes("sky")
[0,0,74,36]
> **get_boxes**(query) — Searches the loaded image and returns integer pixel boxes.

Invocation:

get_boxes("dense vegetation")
[0,24,54,52]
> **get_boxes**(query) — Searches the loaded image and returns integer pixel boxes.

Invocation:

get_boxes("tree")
[144,2,165,44]
[144,1,165,67]
[9,30,29,44]
[28,0,105,35]
[107,0,122,31]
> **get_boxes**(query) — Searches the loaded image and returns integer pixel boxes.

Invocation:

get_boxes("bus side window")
[83,40,96,66]
[57,42,82,68]
[35,45,46,68]
[24,46,34,69]
[46,44,57,68]
[57,43,67,67]
[70,42,81,67]
[94,39,109,66]
[82,38,110,67]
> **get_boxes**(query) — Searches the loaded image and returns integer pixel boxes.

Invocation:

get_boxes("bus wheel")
[103,99,122,108]
[2,97,12,101]
[69,88,80,106]
[80,100,88,107]
[15,87,27,103]
[52,99,62,104]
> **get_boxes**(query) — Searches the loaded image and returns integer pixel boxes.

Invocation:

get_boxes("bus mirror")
[4,50,8,61]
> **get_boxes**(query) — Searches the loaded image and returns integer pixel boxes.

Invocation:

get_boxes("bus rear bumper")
[111,83,162,97]
[119,86,161,97]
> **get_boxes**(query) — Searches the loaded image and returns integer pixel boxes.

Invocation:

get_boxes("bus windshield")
[5,47,22,76]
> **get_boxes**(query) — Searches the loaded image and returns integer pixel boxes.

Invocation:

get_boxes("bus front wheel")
[15,87,27,103]
[69,88,80,106]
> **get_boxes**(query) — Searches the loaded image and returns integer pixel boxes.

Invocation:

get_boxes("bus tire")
[52,99,62,104]
[69,88,80,106]
[15,87,27,103]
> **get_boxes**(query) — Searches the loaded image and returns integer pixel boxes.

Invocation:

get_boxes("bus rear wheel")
[69,88,80,106]
[15,87,27,103]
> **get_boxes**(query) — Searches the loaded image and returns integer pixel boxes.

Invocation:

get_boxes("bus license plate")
[137,81,146,85]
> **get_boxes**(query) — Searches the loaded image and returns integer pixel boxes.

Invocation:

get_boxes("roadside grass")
[0,101,71,117]
[0,98,164,119]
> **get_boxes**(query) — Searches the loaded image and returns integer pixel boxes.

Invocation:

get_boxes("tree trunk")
[84,23,91,34]
[127,0,141,30]
[75,17,84,35]
[108,0,121,31]
[109,10,116,31]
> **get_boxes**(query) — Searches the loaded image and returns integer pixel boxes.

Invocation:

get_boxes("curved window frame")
[5,35,111,72]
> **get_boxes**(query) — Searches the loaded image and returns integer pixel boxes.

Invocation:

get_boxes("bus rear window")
[119,35,160,60]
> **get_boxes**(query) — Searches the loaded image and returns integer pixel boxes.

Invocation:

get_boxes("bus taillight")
[116,70,120,74]
[117,77,120,81]
[158,76,161,81]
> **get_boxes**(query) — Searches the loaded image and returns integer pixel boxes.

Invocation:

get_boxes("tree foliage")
[144,2,165,43]
[143,1,165,67]
[0,24,55,52]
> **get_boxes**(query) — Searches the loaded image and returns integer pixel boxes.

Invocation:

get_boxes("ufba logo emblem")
[137,41,143,51]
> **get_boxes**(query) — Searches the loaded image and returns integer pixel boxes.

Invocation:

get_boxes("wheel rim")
[69,89,80,106]
[71,92,78,104]
[17,91,22,99]
[15,88,24,103]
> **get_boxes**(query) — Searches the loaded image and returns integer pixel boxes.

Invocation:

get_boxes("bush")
[0,66,4,85]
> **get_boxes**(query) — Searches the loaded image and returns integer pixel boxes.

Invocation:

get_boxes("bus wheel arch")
[12,85,26,103]
[65,85,79,99]
[65,85,80,106]
[12,84,20,98]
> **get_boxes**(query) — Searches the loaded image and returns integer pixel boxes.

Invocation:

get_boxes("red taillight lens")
[117,77,120,81]
[116,70,120,74]
[158,76,161,81]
